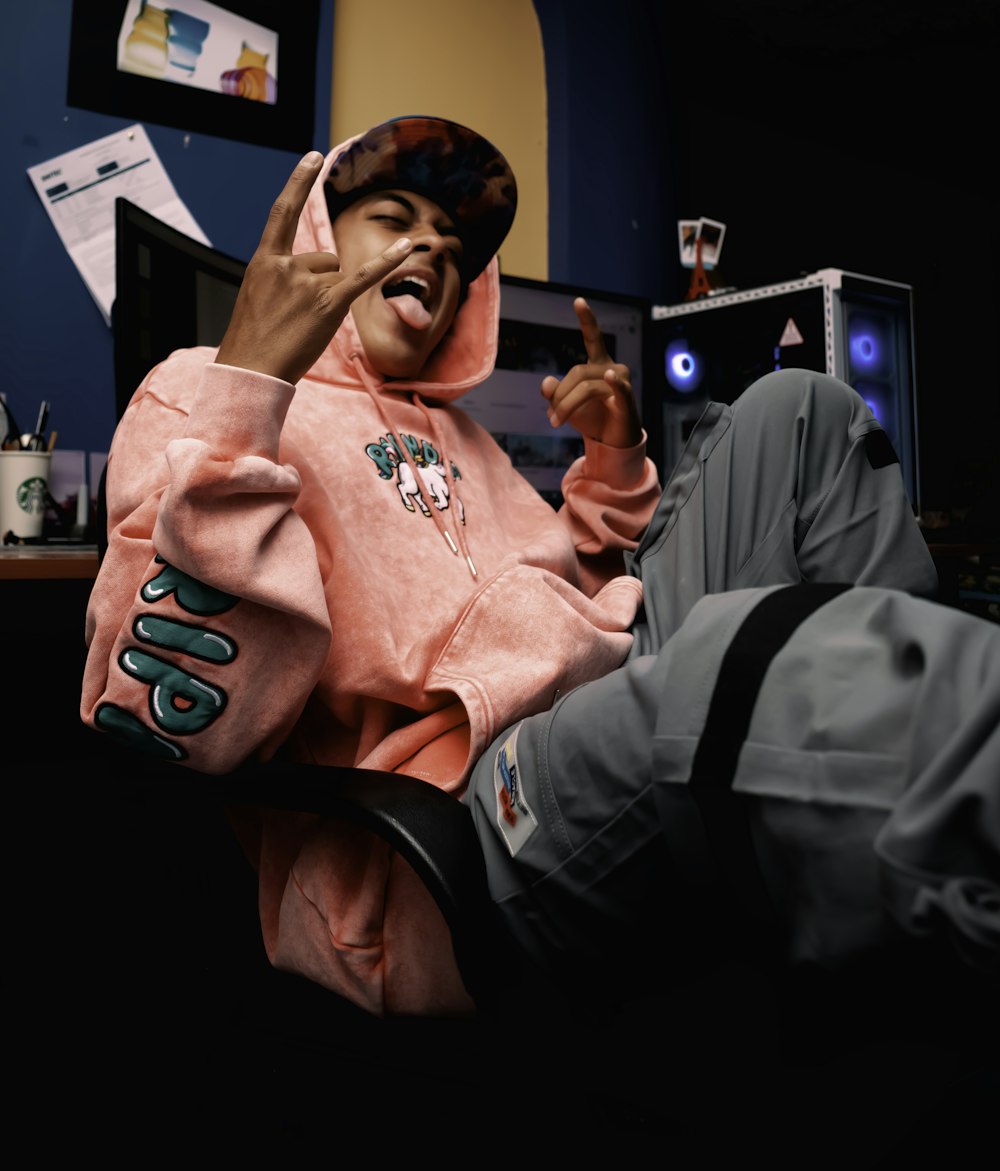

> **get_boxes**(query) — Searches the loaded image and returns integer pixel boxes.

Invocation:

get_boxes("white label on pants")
[493,722,538,857]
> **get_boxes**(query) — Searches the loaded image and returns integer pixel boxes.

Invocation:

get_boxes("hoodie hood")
[292,132,503,403]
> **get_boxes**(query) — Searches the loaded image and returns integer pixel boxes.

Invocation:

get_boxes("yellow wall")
[329,0,547,281]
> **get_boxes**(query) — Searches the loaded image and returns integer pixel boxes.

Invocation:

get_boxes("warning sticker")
[779,317,805,347]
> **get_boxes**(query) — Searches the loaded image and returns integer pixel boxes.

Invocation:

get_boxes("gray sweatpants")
[465,369,999,1000]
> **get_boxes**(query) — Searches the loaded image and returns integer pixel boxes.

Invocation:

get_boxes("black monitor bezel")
[113,196,247,421]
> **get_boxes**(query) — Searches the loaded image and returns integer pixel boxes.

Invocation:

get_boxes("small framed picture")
[677,216,727,270]
[68,0,319,152]
[678,219,701,269]
[698,217,727,270]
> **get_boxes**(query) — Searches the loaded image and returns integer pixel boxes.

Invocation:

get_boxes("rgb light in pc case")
[651,269,920,510]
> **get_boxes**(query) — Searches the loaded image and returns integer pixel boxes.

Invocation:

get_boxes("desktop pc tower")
[649,269,920,512]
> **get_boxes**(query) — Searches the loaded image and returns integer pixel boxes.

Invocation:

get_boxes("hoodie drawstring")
[352,355,477,578]
[413,390,478,578]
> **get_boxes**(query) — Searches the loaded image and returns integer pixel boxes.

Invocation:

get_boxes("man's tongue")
[387,293,432,331]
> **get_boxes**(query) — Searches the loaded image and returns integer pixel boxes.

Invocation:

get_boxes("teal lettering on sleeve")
[93,703,187,761]
[141,557,239,616]
[119,647,228,734]
[133,614,237,663]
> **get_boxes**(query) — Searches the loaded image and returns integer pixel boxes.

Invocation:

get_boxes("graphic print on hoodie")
[366,431,465,525]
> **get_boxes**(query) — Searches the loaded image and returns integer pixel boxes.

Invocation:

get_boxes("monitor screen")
[466,275,652,506]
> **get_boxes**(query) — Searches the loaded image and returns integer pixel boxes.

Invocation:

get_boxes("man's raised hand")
[215,152,413,385]
[540,297,642,448]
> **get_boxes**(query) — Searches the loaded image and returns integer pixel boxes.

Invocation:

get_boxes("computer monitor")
[112,203,654,504]
[113,196,247,421]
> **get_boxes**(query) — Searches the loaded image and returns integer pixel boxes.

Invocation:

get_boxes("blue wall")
[3,0,334,465]
[534,0,674,304]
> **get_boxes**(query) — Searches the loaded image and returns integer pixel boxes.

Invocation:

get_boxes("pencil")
[34,400,50,437]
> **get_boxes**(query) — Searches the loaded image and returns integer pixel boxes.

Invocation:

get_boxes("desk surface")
[0,545,99,580]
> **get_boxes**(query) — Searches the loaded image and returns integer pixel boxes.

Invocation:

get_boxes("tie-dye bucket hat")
[325,115,517,281]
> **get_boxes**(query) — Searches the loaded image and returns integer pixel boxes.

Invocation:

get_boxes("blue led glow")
[853,379,885,424]
[850,331,879,368]
[848,313,888,374]
[665,340,702,392]
[670,352,695,378]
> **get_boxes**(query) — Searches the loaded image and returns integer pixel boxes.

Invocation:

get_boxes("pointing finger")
[574,296,612,365]
[257,151,326,257]
[331,236,414,312]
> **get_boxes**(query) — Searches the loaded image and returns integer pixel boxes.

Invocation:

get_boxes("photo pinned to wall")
[678,216,727,269]
[116,0,278,105]
[67,0,319,151]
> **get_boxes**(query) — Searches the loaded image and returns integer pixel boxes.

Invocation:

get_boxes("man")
[83,116,998,1017]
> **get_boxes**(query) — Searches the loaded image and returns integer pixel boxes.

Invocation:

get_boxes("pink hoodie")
[81,136,662,1015]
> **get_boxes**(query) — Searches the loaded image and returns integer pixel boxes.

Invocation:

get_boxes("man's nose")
[411,229,450,264]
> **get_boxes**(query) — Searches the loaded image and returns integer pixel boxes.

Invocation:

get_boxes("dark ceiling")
[654,0,995,196]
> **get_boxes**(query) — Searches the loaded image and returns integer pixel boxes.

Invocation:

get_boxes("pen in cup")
[1,399,53,450]
[24,400,50,451]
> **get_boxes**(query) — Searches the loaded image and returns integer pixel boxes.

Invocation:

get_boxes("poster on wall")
[67,0,319,151]
[27,123,209,326]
